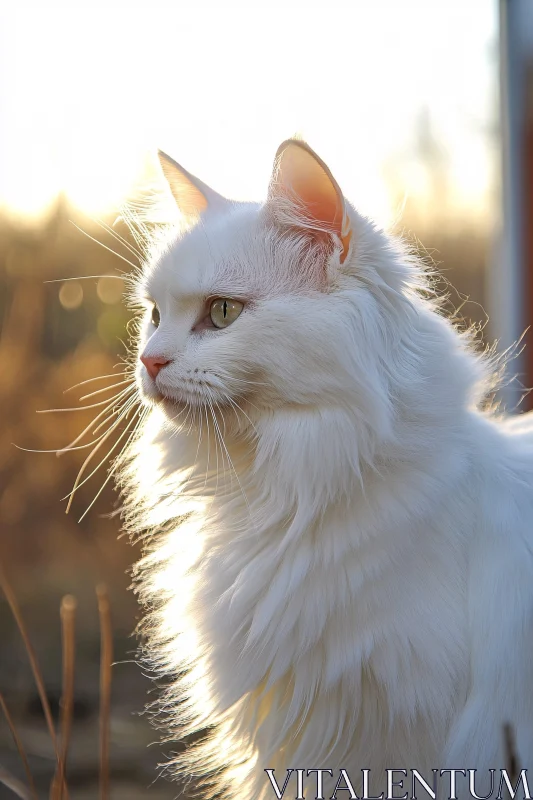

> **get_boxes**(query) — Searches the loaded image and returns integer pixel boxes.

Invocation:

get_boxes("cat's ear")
[268,139,352,264]
[158,150,228,219]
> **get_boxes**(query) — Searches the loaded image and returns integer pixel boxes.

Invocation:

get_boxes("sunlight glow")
[0,1,497,228]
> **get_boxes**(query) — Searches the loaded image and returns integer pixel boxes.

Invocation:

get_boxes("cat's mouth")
[142,389,204,427]
[139,372,243,421]
[153,383,211,410]
[156,388,237,431]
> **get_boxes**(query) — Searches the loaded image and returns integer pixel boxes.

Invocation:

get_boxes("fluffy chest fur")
[199,455,469,717]
[132,413,477,794]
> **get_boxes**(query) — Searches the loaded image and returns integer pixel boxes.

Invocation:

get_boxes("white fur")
[119,156,533,799]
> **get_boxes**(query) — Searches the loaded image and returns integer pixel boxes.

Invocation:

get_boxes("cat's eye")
[151,304,160,327]
[210,299,243,329]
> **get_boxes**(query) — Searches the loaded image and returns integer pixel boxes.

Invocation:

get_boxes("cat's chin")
[138,392,195,428]
[154,391,208,426]
[160,395,192,417]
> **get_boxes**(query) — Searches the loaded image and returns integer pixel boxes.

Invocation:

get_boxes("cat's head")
[133,140,427,444]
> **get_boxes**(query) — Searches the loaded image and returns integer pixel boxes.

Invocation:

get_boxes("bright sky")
[0,0,497,227]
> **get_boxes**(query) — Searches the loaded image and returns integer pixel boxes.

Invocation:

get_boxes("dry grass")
[96,586,112,800]
[0,694,37,799]
[0,567,113,799]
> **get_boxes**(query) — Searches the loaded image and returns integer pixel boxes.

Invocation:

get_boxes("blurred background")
[0,0,532,796]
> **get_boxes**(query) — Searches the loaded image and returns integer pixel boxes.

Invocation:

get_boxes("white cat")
[119,140,533,799]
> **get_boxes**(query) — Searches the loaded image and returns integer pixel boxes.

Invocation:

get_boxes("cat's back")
[444,411,533,767]
[476,409,533,522]
[496,409,533,481]
[465,410,533,637]
[502,409,533,441]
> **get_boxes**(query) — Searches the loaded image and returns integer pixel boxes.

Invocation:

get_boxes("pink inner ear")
[275,141,352,264]
[291,175,343,229]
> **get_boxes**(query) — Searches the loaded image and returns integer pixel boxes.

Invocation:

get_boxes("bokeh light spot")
[97,277,124,305]
[59,281,83,310]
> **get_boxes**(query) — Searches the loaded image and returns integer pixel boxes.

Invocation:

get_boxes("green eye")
[151,304,160,327]
[210,298,243,329]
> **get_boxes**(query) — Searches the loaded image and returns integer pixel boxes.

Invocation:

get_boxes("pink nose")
[140,354,170,380]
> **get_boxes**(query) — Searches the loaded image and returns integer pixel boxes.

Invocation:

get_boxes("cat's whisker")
[16,400,133,455]
[211,403,222,499]
[206,398,224,499]
[14,392,132,455]
[45,275,126,284]
[37,395,130,414]
[55,387,137,454]
[226,376,268,389]
[189,405,203,469]
[64,398,139,512]
[205,389,254,523]
[63,372,128,394]
[217,422,247,509]
[78,406,147,523]
[183,401,196,438]
[203,404,213,492]
[166,406,190,442]
[79,379,133,401]
[59,396,137,465]
[203,403,211,494]
[78,418,145,524]
[225,396,259,436]
[67,397,137,449]
[14,442,87,455]
[69,222,138,271]
[64,409,137,512]
[192,406,200,438]
[117,202,154,257]
[167,403,191,428]
[91,399,135,435]
[91,217,144,262]
[211,398,233,487]
[225,396,245,431]
[211,399,236,500]
[185,405,194,437]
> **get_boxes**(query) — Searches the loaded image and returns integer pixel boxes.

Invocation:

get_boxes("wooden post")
[524,66,533,410]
